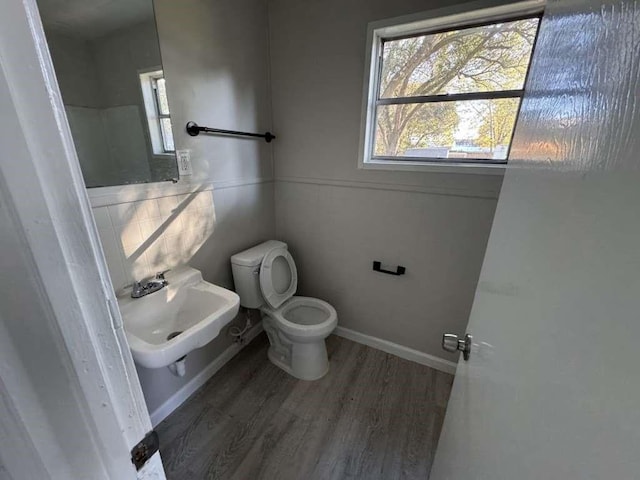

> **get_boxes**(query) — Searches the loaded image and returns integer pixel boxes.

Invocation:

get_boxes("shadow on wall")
[123,189,215,279]
[96,183,274,294]
[102,188,215,290]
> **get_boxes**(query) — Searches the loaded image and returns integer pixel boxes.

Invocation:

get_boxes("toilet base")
[262,315,330,381]
[267,345,329,381]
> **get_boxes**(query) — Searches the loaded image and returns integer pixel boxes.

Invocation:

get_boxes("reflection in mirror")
[36,0,178,188]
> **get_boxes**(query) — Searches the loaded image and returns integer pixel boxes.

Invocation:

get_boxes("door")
[430,0,640,478]
[0,1,165,478]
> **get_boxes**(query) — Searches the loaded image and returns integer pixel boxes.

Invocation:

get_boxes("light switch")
[176,150,193,176]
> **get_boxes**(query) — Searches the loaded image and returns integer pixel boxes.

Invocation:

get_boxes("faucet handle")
[155,269,170,280]
[131,281,146,298]
[155,270,170,285]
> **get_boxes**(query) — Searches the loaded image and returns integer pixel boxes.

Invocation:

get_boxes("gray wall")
[92,0,274,415]
[46,21,165,186]
[92,20,167,183]
[93,20,162,108]
[44,32,101,108]
[268,0,502,361]
[155,0,273,183]
[46,32,112,186]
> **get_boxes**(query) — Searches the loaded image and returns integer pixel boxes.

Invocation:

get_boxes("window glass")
[380,18,540,98]
[367,14,541,165]
[155,77,171,115]
[375,98,521,160]
[160,118,175,152]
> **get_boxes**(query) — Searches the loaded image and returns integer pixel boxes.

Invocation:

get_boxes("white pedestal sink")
[118,266,240,369]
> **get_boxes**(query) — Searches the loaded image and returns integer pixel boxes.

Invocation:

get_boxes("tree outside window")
[372,16,540,163]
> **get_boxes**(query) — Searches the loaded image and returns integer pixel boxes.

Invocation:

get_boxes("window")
[151,76,175,152]
[360,2,542,171]
[139,69,175,154]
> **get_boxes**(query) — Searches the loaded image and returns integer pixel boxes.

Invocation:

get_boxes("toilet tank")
[230,240,287,308]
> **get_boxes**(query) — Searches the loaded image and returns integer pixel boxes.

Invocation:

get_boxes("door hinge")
[131,430,159,471]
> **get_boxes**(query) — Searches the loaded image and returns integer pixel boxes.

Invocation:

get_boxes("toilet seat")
[264,296,337,340]
[259,246,298,309]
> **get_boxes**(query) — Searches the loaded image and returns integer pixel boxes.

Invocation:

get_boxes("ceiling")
[37,0,154,39]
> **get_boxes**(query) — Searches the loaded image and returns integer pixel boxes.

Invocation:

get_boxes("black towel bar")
[186,121,275,143]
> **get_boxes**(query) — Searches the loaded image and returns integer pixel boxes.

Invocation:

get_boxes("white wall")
[91,0,274,415]
[0,182,110,479]
[269,0,505,362]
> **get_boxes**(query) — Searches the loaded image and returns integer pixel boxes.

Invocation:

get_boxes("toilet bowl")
[262,296,337,380]
[231,241,338,380]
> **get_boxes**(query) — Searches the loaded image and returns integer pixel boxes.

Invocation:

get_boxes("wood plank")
[156,333,454,480]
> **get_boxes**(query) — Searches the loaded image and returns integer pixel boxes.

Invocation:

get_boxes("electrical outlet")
[176,150,192,176]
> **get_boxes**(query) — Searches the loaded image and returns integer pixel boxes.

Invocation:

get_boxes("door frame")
[0,0,164,478]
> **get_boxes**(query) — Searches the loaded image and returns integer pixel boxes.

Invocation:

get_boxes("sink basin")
[118,266,240,369]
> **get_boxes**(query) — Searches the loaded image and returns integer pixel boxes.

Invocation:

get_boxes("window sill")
[152,153,175,160]
[359,158,507,175]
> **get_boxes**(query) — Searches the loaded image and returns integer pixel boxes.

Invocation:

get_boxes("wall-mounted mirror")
[37,0,178,188]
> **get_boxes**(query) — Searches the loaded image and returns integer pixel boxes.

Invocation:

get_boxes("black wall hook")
[373,261,406,276]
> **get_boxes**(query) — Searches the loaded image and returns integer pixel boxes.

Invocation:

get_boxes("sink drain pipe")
[168,355,187,377]
[166,331,187,377]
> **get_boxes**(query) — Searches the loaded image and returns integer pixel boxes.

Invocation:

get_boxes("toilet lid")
[259,246,298,309]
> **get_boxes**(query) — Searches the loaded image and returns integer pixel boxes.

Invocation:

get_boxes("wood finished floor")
[157,333,453,480]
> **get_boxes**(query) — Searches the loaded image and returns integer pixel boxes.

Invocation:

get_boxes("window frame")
[138,68,175,157]
[150,76,174,153]
[358,0,545,174]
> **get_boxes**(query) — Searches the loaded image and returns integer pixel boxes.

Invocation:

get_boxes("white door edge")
[0,0,164,478]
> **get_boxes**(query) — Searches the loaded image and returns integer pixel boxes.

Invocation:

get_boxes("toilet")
[231,240,337,380]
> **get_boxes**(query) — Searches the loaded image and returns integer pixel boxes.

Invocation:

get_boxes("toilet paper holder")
[372,261,406,276]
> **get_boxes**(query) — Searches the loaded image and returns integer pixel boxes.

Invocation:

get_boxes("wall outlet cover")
[176,150,193,176]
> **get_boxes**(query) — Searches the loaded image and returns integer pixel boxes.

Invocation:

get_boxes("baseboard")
[334,326,457,375]
[150,322,264,426]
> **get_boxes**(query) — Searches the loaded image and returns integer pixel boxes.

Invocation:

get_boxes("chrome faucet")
[131,270,170,299]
